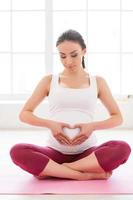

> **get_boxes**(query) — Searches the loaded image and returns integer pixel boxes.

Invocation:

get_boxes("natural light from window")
[0,0,133,99]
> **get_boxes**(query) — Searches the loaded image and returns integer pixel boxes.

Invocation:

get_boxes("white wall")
[0,99,133,130]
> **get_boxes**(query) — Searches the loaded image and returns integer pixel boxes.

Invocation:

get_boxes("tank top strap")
[49,74,59,91]
[90,75,98,95]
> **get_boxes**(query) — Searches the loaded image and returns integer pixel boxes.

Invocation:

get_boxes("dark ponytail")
[82,56,85,69]
[56,29,86,69]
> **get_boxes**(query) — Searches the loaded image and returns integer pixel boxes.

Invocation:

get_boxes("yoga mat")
[0,152,133,194]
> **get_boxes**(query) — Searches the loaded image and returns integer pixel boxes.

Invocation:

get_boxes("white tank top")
[47,74,98,154]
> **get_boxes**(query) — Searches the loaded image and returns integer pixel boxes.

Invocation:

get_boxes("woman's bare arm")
[92,76,123,130]
[19,75,53,128]
[19,74,72,144]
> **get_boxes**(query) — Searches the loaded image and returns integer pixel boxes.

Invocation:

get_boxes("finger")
[72,135,87,143]
[59,139,69,145]
[72,141,84,145]
[59,132,70,140]
[72,137,87,145]
[57,139,67,145]
[56,136,68,145]
[62,134,71,143]
[60,129,73,144]
[73,124,81,129]
[61,139,71,145]
[71,134,84,142]
[58,134,71,145]
[62,123,72,129]
[72,137,84,144]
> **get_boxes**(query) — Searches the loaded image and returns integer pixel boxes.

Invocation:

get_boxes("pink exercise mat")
[0,155,133,194]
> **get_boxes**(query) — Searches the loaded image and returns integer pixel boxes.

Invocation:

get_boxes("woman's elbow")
[19,110,35,126]
[117,113,123,125]
[19,111,29,123]
[19,111,25,122]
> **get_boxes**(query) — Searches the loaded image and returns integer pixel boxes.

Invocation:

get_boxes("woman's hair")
[56,29,86,68]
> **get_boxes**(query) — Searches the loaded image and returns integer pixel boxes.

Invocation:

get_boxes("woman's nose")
[65,57,73,65]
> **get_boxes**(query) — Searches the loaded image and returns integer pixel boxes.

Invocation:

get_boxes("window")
[0,0,46,99]
[0,0,133,99]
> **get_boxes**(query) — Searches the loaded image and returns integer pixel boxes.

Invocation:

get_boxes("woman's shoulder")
[95,76,110,97]
[42,73,59,81]
[95,75,108,86]
[41,74,60,94]
[43,74,52,82]
[39,74,52,86]
[37,74,53,94]
[93,75,107,93]
[95,75,106,82]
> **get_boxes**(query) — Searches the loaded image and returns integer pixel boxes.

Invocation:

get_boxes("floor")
[0,195,133,200]
[0,129,133,200]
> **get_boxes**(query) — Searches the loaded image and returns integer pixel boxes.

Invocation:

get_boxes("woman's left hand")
[71,123,94,145]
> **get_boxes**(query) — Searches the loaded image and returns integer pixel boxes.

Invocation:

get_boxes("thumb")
[72,124,81,129]
[61,123,72,129]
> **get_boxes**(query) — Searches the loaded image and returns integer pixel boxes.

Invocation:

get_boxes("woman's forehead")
[57,41,82,53]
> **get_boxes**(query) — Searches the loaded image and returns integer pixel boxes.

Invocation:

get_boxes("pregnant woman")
[10,29,131,180]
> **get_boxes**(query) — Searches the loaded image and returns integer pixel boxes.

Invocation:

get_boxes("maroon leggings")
[10,140,131,176]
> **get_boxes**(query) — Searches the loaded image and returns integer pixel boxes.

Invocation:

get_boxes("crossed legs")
[10,140,131,180]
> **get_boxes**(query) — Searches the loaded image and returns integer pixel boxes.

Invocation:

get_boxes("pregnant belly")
[50,110,92,125]
[49,110,92,139]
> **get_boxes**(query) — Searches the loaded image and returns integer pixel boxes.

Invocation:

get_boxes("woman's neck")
[61,68,88,78]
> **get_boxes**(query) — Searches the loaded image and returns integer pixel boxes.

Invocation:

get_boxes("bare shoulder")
[39,74,52,95]
[95,76,110,97]
[41,74,52,84]
[95,76,122,117]
[20,74,53,112]
[96,76,107,85]
[27,74,53,99]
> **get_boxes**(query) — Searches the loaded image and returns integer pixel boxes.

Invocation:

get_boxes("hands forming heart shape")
[62,125,89,145]
[51,121,92,145]
[63,127,81,140]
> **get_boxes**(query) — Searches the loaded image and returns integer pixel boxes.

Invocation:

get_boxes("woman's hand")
[48,120,72,145]
[71,123,94,145]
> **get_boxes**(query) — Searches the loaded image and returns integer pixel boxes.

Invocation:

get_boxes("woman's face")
[57,41,86,71]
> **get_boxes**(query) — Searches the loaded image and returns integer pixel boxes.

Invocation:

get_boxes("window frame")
[0,0,133,100]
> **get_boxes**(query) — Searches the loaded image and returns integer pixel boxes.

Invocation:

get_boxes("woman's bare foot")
[62,163,112,180]
[35,171,112,180]
[77,171,112,180]
[34,174,50,180]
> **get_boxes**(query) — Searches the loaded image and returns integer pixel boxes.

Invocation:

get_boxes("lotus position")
[10,30,131,180]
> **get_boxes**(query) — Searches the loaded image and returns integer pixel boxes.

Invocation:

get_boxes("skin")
[19,40,123,180]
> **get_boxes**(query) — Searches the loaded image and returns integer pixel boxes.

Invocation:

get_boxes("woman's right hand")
[47,120,72,145]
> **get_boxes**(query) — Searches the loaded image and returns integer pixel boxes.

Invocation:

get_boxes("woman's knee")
[115,140,131,161]
[101,140,131,159]
[10,143,50,176]
[95,140,131,171]
[10,143,28,162]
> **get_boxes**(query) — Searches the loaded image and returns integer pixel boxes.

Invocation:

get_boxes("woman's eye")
[71,54,77,57]
[60,54,77,59]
